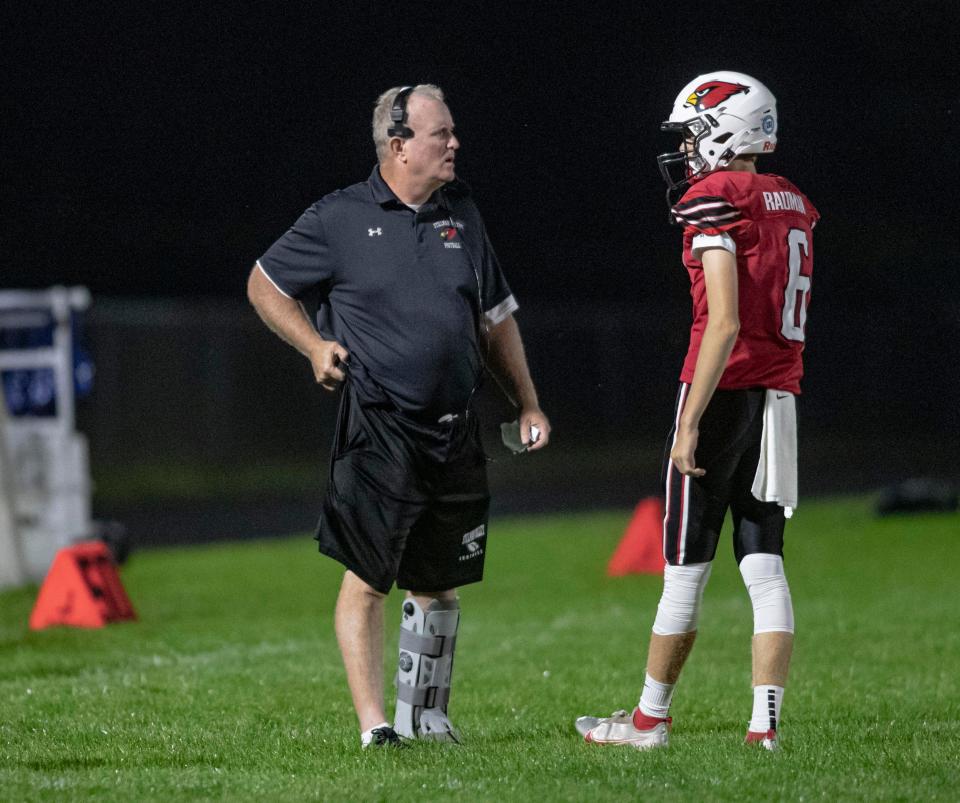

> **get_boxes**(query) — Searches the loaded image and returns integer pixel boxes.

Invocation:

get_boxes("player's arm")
[246,264,348,391]
[485,314,551,450]
[671,247,740,476]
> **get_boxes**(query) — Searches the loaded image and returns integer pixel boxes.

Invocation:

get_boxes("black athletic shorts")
[662,384,786,566]
[316,384,490,594]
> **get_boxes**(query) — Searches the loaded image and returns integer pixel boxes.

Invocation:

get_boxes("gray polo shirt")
[257,166,518,419]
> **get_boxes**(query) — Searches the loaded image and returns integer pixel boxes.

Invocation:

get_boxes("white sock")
[360,721,391,747]
[749,685,784,733]
[638,673,675,719]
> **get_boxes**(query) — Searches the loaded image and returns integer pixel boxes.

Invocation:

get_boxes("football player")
[576,71,819,751]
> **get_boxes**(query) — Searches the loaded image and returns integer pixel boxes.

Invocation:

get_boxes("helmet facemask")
[656,117,713,218]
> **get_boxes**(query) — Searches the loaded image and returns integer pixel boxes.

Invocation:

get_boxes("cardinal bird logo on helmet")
[685,80,750,112]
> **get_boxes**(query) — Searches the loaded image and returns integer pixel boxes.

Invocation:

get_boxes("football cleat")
[745,728,779,751]
[575,708,671,750]
[363,725,407,749]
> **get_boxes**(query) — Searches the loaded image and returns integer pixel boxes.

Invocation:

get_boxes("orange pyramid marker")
[29,541,136,630]
[607,497,665,576]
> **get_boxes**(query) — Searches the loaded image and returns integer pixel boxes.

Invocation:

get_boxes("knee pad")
[739,553,794,634]
[652,562,713,635]
[393,597,460,741]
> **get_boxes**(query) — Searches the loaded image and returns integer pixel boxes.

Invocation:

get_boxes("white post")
[0,401,27,589]
[0,287,92,581]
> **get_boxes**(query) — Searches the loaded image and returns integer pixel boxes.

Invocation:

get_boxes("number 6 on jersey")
[781,228,811,342]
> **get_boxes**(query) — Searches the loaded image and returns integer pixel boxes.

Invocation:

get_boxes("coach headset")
[388,85,416,139]
[388,85,490,407]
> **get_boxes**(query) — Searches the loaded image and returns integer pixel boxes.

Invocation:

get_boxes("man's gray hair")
[372,84,445,163]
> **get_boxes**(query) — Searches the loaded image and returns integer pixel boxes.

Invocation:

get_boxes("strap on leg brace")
[393,597,460,740]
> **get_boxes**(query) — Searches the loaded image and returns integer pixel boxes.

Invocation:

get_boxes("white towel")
[751,390,798,518]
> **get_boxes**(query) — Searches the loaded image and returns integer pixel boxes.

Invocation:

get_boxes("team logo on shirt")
[684,80,750,112]
[434,220,464,249]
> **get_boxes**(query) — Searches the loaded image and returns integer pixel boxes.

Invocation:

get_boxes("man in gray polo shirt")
[247,84,550,748]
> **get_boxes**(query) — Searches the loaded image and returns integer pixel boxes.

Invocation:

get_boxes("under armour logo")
[368,227,382,236]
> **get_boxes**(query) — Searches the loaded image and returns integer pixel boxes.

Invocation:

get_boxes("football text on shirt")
[432,219,465,231]
[762,191,806,214]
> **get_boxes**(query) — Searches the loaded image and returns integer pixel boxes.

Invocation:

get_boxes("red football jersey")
[672,171,819,394]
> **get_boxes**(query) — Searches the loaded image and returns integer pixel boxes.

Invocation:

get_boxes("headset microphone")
[387,86,415,139]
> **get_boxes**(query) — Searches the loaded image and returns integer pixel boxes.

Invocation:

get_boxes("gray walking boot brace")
[393,597,461,742]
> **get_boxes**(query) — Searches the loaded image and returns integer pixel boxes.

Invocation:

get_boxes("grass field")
[2,497,958,801]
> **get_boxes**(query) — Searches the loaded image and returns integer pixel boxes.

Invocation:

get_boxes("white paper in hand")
[500,420,540,454]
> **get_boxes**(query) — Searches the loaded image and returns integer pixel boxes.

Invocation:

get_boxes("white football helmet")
[657,70,777,201]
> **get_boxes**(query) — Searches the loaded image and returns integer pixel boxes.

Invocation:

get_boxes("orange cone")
[607,497,665,576]
[29,541,136,630]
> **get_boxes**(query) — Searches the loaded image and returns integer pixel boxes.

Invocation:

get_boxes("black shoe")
[365,726,406,749]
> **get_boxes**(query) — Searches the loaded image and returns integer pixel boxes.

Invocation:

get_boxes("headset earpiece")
[387,86,415,139]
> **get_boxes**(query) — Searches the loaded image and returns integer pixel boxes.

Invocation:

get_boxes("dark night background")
[4,2,959,540]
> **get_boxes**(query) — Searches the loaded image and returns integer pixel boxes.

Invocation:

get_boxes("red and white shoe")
[745,728,778,751]
[575,708,671,750]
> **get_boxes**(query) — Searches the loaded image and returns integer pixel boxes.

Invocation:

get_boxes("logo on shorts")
[459,524,486,561]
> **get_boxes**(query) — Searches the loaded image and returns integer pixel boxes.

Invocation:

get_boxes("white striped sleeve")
[484,294,518,328]
[672,194,742,232]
